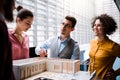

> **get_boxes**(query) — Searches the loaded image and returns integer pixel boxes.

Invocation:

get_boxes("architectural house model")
[13,57,80,80]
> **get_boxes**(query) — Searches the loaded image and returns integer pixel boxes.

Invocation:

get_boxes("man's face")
[60,19,74,36]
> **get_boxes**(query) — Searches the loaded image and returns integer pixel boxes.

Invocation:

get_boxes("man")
[35,16,80,60]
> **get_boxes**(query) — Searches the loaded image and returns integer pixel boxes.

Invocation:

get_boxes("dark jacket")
[0,15,15,80]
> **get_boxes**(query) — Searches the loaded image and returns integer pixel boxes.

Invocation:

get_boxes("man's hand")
[39,49,47,57]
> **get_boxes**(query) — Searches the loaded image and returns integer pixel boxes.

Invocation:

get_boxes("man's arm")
[35,37,54,56]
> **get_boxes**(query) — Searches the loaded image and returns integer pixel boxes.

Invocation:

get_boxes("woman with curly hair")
[88,14,120,80]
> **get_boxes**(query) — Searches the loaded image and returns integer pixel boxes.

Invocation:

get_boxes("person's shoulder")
[108,39,119,46]
[70,39,79,48]
[107,39,120,51]
[70,38,78,44]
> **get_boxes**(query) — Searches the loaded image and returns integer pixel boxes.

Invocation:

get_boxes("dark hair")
[91,14,117,35]
[65,16,77,28]
[16,5,33,21]
[0,0,15,22]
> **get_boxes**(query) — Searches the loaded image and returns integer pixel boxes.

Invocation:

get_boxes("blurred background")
[7,0,120,47]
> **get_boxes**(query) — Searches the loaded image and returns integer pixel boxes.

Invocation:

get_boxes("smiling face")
[92,19,104,37]
[17,16,33,32]
[60,19,74,37]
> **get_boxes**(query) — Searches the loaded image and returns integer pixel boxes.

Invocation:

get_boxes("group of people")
[35,14,120,80]
[0,0,120,80]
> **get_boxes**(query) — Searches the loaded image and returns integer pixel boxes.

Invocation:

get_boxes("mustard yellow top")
[88,37,120,79]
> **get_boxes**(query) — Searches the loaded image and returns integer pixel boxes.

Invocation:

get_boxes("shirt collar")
[58,35,71,42]
[96,36,109,45]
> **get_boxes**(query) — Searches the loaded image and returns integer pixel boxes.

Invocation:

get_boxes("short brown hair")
[65,16,77,28]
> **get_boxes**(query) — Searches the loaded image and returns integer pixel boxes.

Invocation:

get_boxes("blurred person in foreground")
[0,0,15,79]
[35,16,80,60]
[88,14,120,80]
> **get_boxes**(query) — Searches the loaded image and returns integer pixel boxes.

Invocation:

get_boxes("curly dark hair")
[91,14,117,35]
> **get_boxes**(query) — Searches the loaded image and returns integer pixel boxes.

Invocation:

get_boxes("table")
[25,71,91,80]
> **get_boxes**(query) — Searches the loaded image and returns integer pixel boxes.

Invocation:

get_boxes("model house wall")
[13,57,80,80]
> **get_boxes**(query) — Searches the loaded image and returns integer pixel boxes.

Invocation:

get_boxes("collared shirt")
[57,36,71,53]
[35,35,80,60]
[8,30,29,60]
[88,37,120,79]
